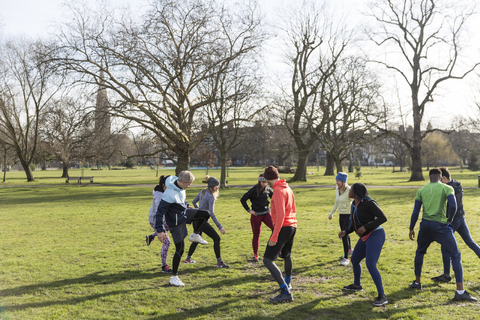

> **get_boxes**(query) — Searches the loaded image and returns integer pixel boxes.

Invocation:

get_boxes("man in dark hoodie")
[430,167,480,283]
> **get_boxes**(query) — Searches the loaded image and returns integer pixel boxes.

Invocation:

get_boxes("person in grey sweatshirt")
[184,177,230,268]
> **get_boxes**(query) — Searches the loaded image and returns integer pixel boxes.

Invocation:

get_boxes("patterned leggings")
[150,221,171,266]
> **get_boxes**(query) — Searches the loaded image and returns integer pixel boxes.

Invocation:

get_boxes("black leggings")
[339,214,351,258]
[172,240,184,275]
[187,209,210,233]
[187,221,221,259]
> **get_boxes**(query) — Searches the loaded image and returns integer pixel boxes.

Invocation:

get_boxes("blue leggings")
[351,228,385,296]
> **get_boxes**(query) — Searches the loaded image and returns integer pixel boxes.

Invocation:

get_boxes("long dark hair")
[159,175,170,190]
[350,183,374,202]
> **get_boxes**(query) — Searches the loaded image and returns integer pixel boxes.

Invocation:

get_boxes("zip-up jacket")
[346,200,387,237]
[270,179,297,243]
[447,180,465,221]
[240,185,273,214]
[155,176,190,233]
[330,186,352,216]
[148,185,163,225]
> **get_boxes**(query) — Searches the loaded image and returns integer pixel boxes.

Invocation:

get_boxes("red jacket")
[270,179,297,242]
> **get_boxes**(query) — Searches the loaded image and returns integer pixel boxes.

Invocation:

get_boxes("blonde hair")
[338,181,349,194]
[201,186,219,200]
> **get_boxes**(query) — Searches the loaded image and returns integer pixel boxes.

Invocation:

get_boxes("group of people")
[145,165,480,305]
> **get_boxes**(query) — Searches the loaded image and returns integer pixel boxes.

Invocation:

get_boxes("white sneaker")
[340,258,350,266]
[188,233,208,245]
[169,276,185,287]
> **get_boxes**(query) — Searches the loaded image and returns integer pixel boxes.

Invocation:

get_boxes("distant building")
[95,70,111,136]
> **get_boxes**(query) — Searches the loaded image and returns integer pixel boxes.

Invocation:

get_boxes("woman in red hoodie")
[262,166,297,303]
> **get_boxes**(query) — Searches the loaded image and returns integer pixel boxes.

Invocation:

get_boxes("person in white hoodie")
[328,172,352,266]
[146,175,172,273]
[155,171,211,287]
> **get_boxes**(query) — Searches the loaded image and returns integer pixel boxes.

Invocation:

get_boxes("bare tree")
[276,1,351,181]
[319,57,381,174]
[367,0,480,181]
[41,95,95,177]
[0,38,63,181]
[54,0,265,175]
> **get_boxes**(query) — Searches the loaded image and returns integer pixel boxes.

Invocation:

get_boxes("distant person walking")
[430,167,480,282]
[340,183,388,307]
[328,172,352,266]
[184,177,229,268]
[240,174,274,262]
[155,171,211,287]
[146,175,172,273]
[262,166,297,303]
[408,168,477,301]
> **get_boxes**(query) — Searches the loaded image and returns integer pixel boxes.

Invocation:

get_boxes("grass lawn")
[1,167,480,319]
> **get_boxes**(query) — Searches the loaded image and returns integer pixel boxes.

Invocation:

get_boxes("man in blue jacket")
[155,171,210,287]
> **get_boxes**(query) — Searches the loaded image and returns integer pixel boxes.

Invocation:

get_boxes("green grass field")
[1,167,480,319]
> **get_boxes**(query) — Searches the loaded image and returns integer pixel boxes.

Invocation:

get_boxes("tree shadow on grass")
[0,270,157,298]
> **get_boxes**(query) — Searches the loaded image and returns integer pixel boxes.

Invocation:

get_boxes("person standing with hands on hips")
[262,166,297,303]
[340,183,388,307]
[328,172,352,266]
[240,174,274,262]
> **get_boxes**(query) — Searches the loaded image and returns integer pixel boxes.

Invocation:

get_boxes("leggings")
[187,221,221,259]
[339,214,351,258]
[150,222,170,266]
[263,227,296,287]
[351,228,385,296]
[172,240,184,276]
[251,213,274,256]
[187,209,210,233]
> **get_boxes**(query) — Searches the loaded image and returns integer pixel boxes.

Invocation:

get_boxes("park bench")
[65,176,94,184]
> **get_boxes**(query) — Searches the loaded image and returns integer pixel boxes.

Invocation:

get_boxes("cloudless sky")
[1,0,479,128]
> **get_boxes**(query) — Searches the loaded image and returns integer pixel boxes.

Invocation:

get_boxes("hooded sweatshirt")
[148,185,163,225]
[155,176,190,233]
[447,179,465,221]
[270,179,297,242]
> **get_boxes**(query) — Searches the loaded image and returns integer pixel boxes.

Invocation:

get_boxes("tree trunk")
[220,154,227,188]
[21,160,35,182]
[291,150,308,181]
[324,153,335,176]
[2,152,6,183]
[62,162,69,178]
[334,158,343,174]
[409,144,424,181]
[175,147,190,176]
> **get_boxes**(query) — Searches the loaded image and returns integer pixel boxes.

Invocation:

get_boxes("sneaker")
[169,276,185,287]
[278,283,292,292]
[269,290,293,303]
[454,291,478,301]
[146,234,155,246]
[253,255,259,262]
[188,233,208,245]
[162,265,172,273]
[217,261,230,268]
[431,274,452,282]
[343,284,363,291]
[409,281,422,290]
[373,295,388,307]
[184,258,196,264]
[340,258,350,266]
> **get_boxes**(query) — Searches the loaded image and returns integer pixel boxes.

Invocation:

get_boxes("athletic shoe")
[373,295,388,307]
[162,265,172,273]
[343,284,363,291]
[431,274,452,282]
[184,258,196,264]
[253,255,259,262]
[409,281,422,290]
[269,291,293,303]
[217,261,230,268]
[340,258,350,266]
[454,291,477,301]
[169,276,185,287]
[146,235,155,246]
[279,283,292,292]
[188,233,208,245]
